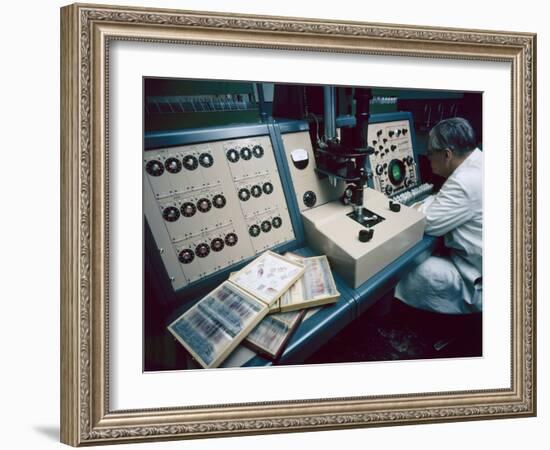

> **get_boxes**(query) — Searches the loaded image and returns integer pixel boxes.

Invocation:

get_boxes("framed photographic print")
[60,2,536,446]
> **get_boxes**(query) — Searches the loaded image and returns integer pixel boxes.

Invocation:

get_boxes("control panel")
[280,131,345,211]
[144,135,295,291]
[367,119,418,198]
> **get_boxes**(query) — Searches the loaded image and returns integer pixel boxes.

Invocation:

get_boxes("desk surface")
[221,234,438,368]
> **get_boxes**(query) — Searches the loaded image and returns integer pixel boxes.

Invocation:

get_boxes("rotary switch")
[212,194,226,209]
[250,185,262,198]
[195,243,210,258]
[178,248,194,264]
[182,155,198,171]
[162,206,180,222]
[240,147,252,160]
[165,157,182,174]
[262,182,274,195]
[385,185,393,196]
[180,202,196,217]
[376,164,384,176]
[145,160,164,177]
[225,233,238,246]
[249,224,261,237]
[210,238,225,252]
[226,148,239,163]
[272,216,282,228]
[238,188,251,202]
[261,220,272,233]
[197,198,212,213]
[252,145,264,158]
[199,152,214,168]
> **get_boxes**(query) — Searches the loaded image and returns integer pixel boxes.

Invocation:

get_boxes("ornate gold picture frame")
[60,3,536,446]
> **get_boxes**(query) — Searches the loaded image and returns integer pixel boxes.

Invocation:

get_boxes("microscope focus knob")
[389,200,401,212]
[303,190,317,208]
[359,228,374,242]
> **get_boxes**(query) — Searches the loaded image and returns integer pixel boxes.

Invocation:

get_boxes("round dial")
[252,145,264,158]
[272,216,282,229]
[385,185,393,196]
[376,164,384,176]
[240,147,252,160]
[182,154,198,171]
[195,243,210,258]
[197,198,212,213]
[199,152,214,168]
[165,157,182,174]
[262,182,274,195]
[145,160,164,177]
[225,233,238,246]
[303,190,317,208]
[388,159,406,186]
[226,148,239,163]
[178,248,194,264]
[210,237,225,252]
[261,220,272,233]
[180,202,196,217]
[250,185,262,198]
[162,206,180,222]
[212,194,226,209]
[249,224,260,237]
[238,188,251,202]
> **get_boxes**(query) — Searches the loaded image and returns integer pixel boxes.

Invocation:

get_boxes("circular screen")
[388,159,406,185]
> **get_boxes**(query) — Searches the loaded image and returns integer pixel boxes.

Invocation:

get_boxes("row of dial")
[226,145,264,163]
[146,153,214,177]
[248,217,283,237]
[178,233,239,264]
[162,194,226,222]
[238,182,274,201]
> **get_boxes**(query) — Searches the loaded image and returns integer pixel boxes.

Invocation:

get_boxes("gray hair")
[428,117,476,157]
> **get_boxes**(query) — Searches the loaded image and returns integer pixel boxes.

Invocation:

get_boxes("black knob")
[252,145,264,158]
[388,130,395,138]
[376,164,384,175]
[165,157,182,173]
[303,190,317,208]
[225,233,238,246]
[385,185,393,196]
[211,238,225,252]
[391,145,397,151]
[359,229,374,242]
[240,147,252,160]
[199,153,214,168]
[402,128,408,135]
[182,155,198,171]
[389,201,401,212]
[377,130,383,137]
[145,160,164,177]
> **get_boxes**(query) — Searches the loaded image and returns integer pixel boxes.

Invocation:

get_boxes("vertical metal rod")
[323,86,336,140]
[256,83,268,122]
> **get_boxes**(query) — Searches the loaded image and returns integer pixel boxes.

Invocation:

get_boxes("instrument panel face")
[281,131,345,211]
[367,119,418,197]
[144,135,295,291]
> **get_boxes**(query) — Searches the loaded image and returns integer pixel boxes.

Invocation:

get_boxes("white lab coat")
[395,148,483,314]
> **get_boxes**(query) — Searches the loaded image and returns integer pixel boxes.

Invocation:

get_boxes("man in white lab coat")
[395,117,482,315]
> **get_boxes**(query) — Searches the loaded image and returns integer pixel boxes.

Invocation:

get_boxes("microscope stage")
[301,188,426,288]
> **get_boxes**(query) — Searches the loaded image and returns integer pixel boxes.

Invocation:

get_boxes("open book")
[168,251,305,368]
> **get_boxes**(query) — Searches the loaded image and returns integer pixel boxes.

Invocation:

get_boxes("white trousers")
[395,256,480,315]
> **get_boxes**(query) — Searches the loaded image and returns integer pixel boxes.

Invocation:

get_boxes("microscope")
[300,87,426,288]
